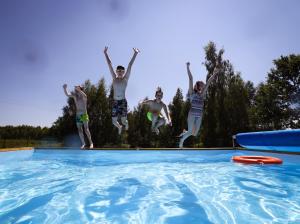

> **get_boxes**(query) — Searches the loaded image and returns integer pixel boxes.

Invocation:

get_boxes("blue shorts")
[112,99,128,118]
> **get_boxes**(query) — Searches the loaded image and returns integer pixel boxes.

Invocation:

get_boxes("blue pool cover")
[236,129,300,152]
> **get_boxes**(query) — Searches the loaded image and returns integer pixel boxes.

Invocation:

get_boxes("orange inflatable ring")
[232,156,283,164]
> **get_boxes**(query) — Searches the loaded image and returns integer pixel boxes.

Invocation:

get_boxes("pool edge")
[0,147,34,152]
[34,147,300,155]
[34,147,241,151]
[2,146,299,155]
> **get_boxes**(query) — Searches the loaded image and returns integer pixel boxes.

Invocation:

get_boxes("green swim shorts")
[76,113,89,124]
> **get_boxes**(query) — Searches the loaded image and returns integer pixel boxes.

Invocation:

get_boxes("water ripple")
[0,150,299,223]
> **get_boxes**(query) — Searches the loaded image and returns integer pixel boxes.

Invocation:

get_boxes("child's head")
[116,65,125,78]
[74,85,84,97]
[74,85,84,92]
[194,81,205,93]
[155,87,163,102]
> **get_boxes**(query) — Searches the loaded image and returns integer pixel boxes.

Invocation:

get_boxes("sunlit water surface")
[0,149,299,224]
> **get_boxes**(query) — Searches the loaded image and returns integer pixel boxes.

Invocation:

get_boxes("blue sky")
[1,0,300,127]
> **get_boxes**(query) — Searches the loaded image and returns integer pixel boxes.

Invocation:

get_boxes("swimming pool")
[0,149,299,224]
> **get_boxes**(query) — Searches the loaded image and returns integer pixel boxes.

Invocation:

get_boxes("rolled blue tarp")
[236,129,300,152]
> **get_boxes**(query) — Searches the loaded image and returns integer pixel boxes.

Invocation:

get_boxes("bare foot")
[81,144,86,149]
[118,126,122,135]
[177,129,187,137]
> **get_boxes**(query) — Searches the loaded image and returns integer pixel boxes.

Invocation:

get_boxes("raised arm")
[202,65,219,99]
[104,46,116,79]
[63,84,74,98]
[124,48,140,80]
[186,62,193,95]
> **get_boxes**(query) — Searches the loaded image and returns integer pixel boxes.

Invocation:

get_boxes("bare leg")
[121,117,128,131]
[83,122,93,148]
[192,117,202,136]
[151,115,159,134]
[153,117,166,135]
[155,117,166,129]
[179,114,196,148]
[112,117,122,135]
[151,115,158,130]
[76,123,86,148]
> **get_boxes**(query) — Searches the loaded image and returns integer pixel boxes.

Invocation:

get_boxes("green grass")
[0,139,63,148]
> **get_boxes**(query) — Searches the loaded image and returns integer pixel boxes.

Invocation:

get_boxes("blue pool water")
[0,149,299,224]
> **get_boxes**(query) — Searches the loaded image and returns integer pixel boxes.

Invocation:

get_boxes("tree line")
[1,42,299,148]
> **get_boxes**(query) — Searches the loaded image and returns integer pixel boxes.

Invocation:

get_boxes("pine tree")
[106,85,121,146]
[201,42,224,147]
[127,102,152,147]
[168,88,186,147]
[201,42,251,146]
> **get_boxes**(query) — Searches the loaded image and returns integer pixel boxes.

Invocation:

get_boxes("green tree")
[225,72,250,141]
[201,41,225,147]
[167,88,186,147]
[127,101,152,147]
[253,54,300,129]
[201,42,252,146]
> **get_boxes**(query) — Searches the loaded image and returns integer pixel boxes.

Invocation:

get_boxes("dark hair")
[116,65,125,71]
[194,81,204,92]
[155,87,163,96]
[75,85,84,92]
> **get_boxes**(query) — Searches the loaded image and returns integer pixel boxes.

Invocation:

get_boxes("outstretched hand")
[104,46,108,54]
[133,48,140,54]
[63,84,67,89]
[186,62,190,67]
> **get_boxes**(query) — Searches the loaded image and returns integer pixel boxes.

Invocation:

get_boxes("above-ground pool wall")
[236,129,300,152]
